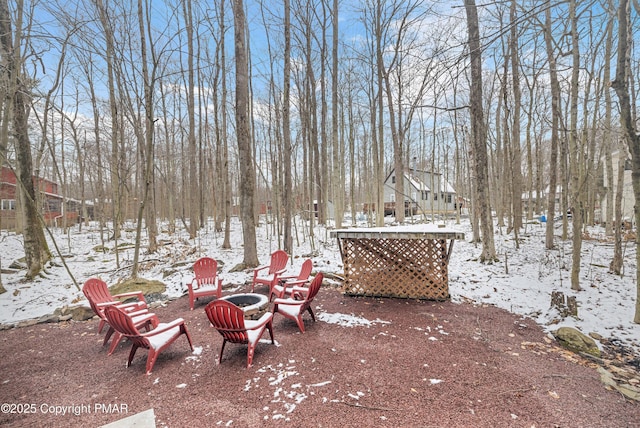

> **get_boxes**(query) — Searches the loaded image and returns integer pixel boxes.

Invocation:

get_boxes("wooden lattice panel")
[340,237,451,300]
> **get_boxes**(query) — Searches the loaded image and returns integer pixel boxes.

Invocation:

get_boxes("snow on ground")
[0,216,638,354]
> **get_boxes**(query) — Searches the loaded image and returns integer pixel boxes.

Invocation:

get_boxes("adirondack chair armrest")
[289,286,309,297]
[141,318,185,336]
[274,267,287,276]
[126,308,152,318]
[290,290,306,300]
[283,279,308,287]
[96,301,119,309]
[253,264,270,274]
[272,297,303,306]
[113,291,145,302]
[244,312,273,330]
[131,312,159,327]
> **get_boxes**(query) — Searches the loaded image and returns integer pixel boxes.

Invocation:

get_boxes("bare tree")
[330,0,343,229]
[232,0,258,267]
[220,1,232,250]
[567,0,583,291]
[131,0,157,278]
[183,0,199,239]
[509,0,523,236]
[610,151,625,275]
[542,4,561,251]
[0,0,52,279]
[283,0,293,253]
[94,0,123,266]
[611,0,640,323]
[464,0,496,263]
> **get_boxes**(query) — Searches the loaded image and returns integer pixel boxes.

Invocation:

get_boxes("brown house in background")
[0,165,88,230]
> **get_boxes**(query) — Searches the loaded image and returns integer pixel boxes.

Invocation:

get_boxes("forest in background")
[1,0,639,319]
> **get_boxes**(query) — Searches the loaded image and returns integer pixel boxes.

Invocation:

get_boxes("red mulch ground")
[0,284,638,427]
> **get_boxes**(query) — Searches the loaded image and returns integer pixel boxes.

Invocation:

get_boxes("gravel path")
[0,285,637,427]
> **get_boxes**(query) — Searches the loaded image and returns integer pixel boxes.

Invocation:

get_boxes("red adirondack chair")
[103,305,193,375]
[251,249,289,293]
[188,257,223,310]
[204,299,274,367]
[272,273,323,333]
[269,258,313,301]
[82,278,156,354]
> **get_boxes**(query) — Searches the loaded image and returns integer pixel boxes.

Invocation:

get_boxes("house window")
[391,176,396,184]
[433,193,437,201]
[46,199,61,212]
[421,190,429,200]
[446,194,452,203]
[1,199,16,210]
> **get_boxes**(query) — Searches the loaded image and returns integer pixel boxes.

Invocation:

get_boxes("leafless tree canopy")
[1,0,640,318]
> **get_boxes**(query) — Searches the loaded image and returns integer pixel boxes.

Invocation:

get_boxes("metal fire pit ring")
[220,293,269,320]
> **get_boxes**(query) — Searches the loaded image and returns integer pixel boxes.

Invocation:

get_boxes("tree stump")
[550,291,578,317]
[551,291,565,310]
[566,296,578,317]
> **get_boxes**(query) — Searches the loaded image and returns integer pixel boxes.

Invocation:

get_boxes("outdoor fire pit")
[220,293,269,320]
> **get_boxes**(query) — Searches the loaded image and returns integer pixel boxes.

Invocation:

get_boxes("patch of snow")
[308,381,332,387]
[0,217,638,354]
[316,311,390,327]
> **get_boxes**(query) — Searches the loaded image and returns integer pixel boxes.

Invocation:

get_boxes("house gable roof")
[384,167,455,194]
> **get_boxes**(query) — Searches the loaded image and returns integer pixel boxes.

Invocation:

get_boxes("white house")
[383,167,457,216]
[601,150,635,225]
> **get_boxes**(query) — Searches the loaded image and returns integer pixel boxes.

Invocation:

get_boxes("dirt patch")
[110,278,166,296]
[0,285,637,427]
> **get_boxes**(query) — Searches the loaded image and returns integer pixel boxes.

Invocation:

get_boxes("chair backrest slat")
[269,250,289,274]
[193,257,218,286]
[83,278,114,314]
[103,305,150,348]
[205,300,249,343]
[306,273,323,302]
[297,259,313,281]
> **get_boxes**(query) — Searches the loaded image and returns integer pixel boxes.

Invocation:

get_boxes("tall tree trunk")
[464,0,496,262]
[331,0,343,229]
[132,0,156,278]
[220,1,232,250]
[610,155,625,274]
[603,15,614,236]
[184,0,199,239]
[319,1,328,225]
[0,0,51,279]
[568,0,583,291]
[611,0,640,323]
[158,75,176,235]
[95,0,122,266]
[232,0,258,266]
[543,5,560,250]
[375,0,385,227]
[509,0,523,234]
[83,56,108,244]
[283,0,293,253]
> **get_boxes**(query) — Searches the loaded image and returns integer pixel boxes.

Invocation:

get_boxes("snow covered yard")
[0,216,638,355]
